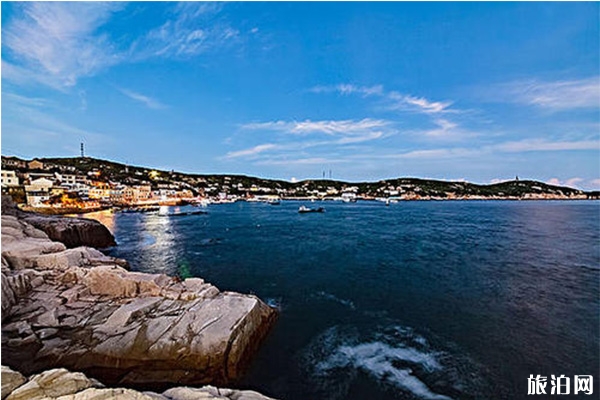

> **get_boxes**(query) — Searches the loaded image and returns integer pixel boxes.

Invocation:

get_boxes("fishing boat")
[298,205,325,213]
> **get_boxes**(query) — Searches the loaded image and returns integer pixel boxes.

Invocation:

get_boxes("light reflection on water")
[103,201,599,400]
[67,209,116,233]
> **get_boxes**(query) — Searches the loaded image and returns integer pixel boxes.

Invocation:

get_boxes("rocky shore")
[1,197,278,397]
[2,196,115,249]
[1,365,275,399]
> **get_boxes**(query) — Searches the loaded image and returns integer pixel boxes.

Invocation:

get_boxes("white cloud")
[225,143,279,159]
[241,118,391,136]
[255,157,346,166]
[502,77,600,111]
[388,92,454,114]
[546,178,562,186]
[227,118,393,161]
[118,88,167,110]
[309,83,454,114]
[546,177,585,189]
[131,2,239,60]
[415,118,478,140]
[2,2,243,90]
[2,2,123,88]
[566,177,584,187]
[494,138,598,152]
[309,84,384,97]
[384,138,599,161]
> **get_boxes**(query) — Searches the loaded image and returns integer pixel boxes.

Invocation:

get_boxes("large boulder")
[18,214,116,249]
[1,196,116,249]
[1,215,277,389]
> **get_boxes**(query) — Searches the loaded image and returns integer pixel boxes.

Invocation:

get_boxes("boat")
[159,209,208,217]
[267,199,280,205]
[298,205,325,213]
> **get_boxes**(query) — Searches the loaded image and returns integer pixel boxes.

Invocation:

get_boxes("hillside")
[4,155,598,199]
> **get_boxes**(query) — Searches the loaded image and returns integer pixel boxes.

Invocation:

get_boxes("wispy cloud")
[309,84,384,97]
[225,143,279,159]
[226,118,394,160]
[385,138,599,160]
[2,2,243,90]
[118,88,167,110]
[547,177,585,189]
[255,157,348,166]
[242,118,391,136]
[494,138,598,152]
[411,118,480,141]
[499,77,600,111]
[387,92,454,114]
[2,2,123,88]
[130,2,239,60]
[309,83,455,114]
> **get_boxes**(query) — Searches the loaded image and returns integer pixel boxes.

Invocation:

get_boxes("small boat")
[159,209,208,217]
[298,205,325,213]
[267,199,281,205]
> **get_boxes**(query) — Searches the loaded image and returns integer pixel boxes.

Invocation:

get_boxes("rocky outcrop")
[1,214,277,389]
[1,196,116,249]
[1,366,276,400]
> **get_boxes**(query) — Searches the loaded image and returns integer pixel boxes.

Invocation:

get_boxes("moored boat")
[298,205,325,213]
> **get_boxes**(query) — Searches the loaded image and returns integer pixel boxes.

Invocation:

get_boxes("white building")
[1,170,19,187]
[24,177,54,207]
[341,192,357,202]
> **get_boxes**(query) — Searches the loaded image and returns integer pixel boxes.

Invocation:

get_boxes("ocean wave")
[314,291,356,310]
[264,297,284,310]
[300,324,489,400]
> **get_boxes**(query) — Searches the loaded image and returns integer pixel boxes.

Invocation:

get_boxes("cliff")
[0,208,277,392]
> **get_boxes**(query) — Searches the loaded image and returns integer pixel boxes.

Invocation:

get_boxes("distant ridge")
[3,155,598,199]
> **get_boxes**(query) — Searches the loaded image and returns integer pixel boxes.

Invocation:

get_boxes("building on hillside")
[2,157,27,169]
[28,160,45,170]
[1,170,19,187]
[56,173,88,188]
[24,177,54,207]
[25,172,55,183]
[88,182,113,201]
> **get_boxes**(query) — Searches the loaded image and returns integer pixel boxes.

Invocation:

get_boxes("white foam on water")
[314,291,356,309]
[316,341,450,400]
[305,326,455,400]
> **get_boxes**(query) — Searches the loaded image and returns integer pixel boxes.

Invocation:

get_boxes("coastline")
[1,197,278,398]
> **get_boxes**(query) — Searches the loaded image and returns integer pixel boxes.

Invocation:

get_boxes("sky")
[1,2,599,189]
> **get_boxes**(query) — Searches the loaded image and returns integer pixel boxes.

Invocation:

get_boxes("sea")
[96,200,599,400]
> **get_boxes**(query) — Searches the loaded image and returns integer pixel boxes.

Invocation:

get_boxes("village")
[1,155,595,214]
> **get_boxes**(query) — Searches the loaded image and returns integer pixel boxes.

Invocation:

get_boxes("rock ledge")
[1,211,276,389]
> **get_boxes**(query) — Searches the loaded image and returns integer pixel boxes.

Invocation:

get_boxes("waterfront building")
[1,170,19,187]
[24,177,54,206]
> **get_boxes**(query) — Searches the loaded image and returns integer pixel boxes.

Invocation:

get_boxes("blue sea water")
[104,200,600,400]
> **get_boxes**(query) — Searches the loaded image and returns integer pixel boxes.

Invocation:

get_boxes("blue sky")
[2,2,599,189]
